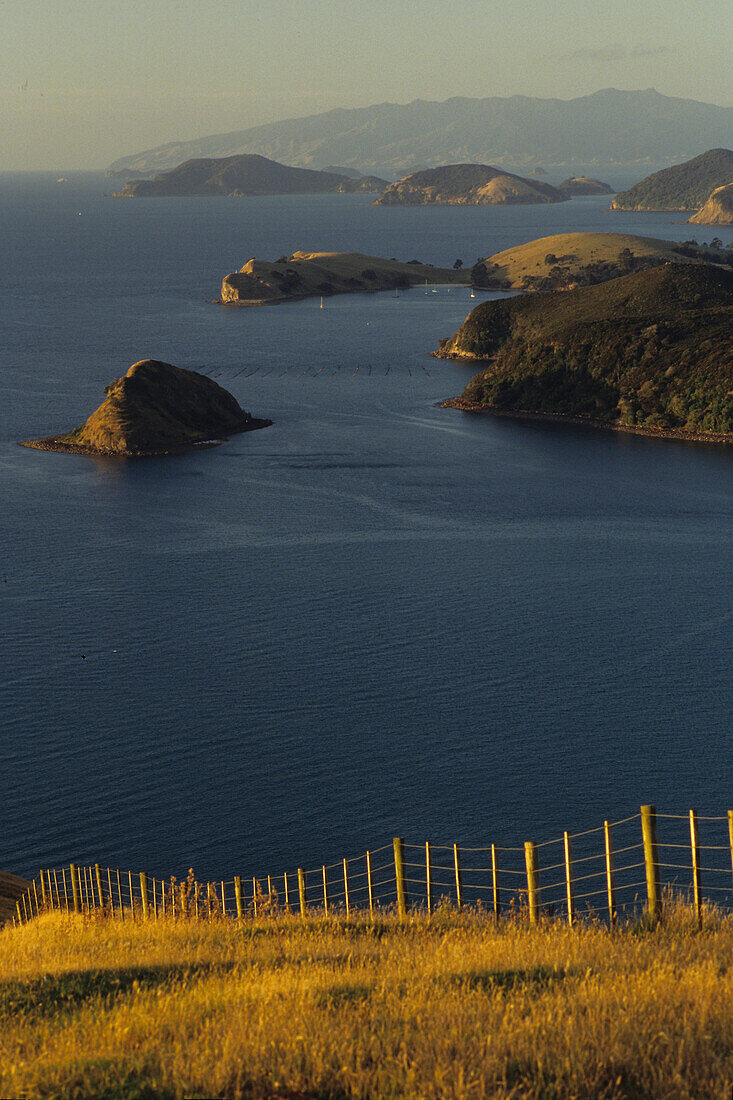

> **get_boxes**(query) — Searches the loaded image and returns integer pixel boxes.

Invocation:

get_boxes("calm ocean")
[1,173,731,882]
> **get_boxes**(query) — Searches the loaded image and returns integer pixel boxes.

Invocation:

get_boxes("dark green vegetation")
[117,154,387,197]
[611,148,733,211]
[376,163,566,205]
[109,89,733,178]
[21,360,271,456]
[437,264,733,436]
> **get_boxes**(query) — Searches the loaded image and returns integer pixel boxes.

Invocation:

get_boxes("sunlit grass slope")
[2,905,733,1098]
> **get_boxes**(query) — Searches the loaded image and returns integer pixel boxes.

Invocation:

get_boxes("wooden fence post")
[234,876,244,920]
[220,881,227,917]
[106,869,114,916]
[128,871,135,917]
[425,842,433,916]
[689,809,702,929]
[283,872,291,914]
[604,821,616,928]
[298,868,307,917]
[140,873,149,919]
[40,871,47,908]
[116,870,124,920]
[70,863,80,913]
[95,865,104,911]
[366,851,374,919]
[641,804,661,922]
[61,868,69,912]
[53,869,61,910]
[343,859,351,918]
[491,844,500,921]
[563,832,575,926]
[524,841,539,925]
[393,837,408,920]
[728,810,733,897]
[322,866,330,915]
[453,843,463,911]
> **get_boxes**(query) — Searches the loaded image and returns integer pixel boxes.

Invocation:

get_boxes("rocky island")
[20,359,271,456]
[690,182,733,226]
[437,264,733,441]
[375,164,567,205]
[220,251,470,305]
[116,154,387,197]
[610,148,733,212]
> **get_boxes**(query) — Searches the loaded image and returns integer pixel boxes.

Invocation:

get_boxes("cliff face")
[117,155,387,197]
[376,164,567,205]
[690,183,733,225]
[22,360,271,456]
[611,149,733,211]
[220,251,469,305]
[437,264,733,437]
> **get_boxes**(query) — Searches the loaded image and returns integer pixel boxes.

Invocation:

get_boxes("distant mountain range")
[108,89,733,178]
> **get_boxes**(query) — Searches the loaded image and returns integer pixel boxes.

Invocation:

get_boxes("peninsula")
[20,360,271,456]
[375,164,567,205]
[116,155,388,198]
[220,251,470,305]
[610,148,733,212]
[437,264,733,441]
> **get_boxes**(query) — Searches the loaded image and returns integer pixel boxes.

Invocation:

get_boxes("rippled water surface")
[1,174,731,880]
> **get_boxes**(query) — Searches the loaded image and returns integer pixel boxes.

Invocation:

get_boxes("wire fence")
[11,806,733,929]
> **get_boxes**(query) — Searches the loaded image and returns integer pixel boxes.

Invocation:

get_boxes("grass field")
[1,901,733,1098]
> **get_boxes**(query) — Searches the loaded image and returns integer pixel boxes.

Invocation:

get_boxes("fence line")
[11,806,733,930]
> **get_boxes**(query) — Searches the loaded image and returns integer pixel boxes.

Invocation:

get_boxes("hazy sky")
[3,0,732,169]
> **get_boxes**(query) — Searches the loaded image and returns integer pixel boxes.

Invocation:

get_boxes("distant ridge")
[109,89,733,178]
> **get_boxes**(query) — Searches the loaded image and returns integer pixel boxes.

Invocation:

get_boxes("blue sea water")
[1,173,731,885]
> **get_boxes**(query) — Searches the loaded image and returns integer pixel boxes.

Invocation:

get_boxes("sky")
[2,0,732,170]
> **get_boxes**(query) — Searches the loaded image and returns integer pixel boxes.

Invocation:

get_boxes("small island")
[116,154,388,198]
[20,359,271,456]
[690,182,733,226]
[557,177,614,197]
[436,263,733,442]
[611,148,733,212]
[375,164,567,206]
[220,251,470,305]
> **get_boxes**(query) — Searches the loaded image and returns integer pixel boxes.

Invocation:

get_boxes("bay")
[1,174,731,884]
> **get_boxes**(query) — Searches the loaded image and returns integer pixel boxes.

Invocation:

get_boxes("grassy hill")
[2,904,732,1098]
[611,149,733,211]
[437,264,733,437]
[472,232,695,291]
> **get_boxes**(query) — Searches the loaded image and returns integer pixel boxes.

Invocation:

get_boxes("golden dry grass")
[484,232,679,287]
[1,904,733,1098]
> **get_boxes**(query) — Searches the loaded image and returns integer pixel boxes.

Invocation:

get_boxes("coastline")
[19,416,272,458]
[440,398,733,446]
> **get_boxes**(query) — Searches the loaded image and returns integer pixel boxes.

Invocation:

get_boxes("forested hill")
[437,264,733,437]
